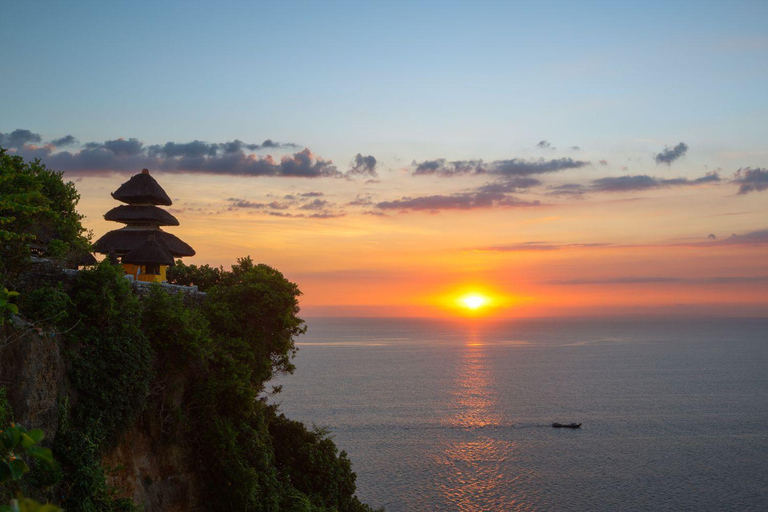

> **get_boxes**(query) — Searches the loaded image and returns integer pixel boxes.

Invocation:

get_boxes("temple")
[93,169,195,282]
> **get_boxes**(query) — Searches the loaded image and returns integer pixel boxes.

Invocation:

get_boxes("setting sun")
[461,294,488,310]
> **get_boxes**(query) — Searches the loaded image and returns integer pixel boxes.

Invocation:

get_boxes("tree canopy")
[0,148,90,283]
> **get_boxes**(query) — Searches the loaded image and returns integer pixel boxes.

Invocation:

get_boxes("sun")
[461,294,487,310]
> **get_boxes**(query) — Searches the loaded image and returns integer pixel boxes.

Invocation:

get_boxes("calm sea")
[271,318,768,511]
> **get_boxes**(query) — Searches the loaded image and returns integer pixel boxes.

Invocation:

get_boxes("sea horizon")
[275,316,768,510]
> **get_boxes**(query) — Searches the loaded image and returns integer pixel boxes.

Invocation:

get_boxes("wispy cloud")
[591,172,719,192]
[412,157,589,177]
[473,228,768,252]
[377,191,540,212]
[476,242,612,252]
[548,276,768,285]
[546,172,720,196]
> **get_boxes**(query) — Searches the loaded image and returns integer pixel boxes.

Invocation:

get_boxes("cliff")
[1,261,376,511]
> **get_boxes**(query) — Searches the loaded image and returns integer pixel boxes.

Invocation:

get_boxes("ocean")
[270,317,768,511]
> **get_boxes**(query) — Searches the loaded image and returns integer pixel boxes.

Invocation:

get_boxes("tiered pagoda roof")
[93,169,195,260]
[111,172,172,205]
[122,235,176,266]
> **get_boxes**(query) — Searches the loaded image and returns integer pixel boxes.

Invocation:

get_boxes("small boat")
[552,422,581,428]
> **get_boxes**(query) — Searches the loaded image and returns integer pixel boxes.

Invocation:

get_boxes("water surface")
[272,318,768,511]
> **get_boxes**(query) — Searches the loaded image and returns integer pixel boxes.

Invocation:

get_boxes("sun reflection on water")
[432,330,536,511]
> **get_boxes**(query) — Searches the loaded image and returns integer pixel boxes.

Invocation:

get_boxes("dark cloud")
[268,201,290,210]
[734,167,768,194]
[300,191,324,197]
[591,172,719,192]
[347,153,378,177]
[49,135,78,147]
[40,144,336,178]
[475,177,542,194]
[299,199,331,210]
[377,190,540,212]
[148,140,218,158]
[545,183,590,197]
[599,159,608,166]
[0,129,42,148]
[548,276,768,285]
[260,139,300,149]
[104,138,144,156]
[655,142,689,165]
[708,233,717,240]
[536,140,553,149]
[570,146,581,151]
[308,212,345,219]
[412,157,588,177]
[227,198,266,209]
[3,130,330,178]
[713,228,768,246]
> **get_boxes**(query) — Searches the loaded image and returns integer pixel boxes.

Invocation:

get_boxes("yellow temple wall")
[121,264,168,283]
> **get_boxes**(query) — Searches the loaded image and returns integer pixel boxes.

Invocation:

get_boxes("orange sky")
[72,164,768,318]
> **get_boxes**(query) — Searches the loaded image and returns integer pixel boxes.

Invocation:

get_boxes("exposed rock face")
[0,324,65,438]
[1,263,208,510]
[102,420,204,511]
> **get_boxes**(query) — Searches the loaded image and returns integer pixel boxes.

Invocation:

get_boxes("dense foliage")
[3,152,377,511]
[0,148,90,283]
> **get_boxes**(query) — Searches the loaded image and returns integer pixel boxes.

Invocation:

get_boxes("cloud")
[412,157,589,177]
[0,129,42,148]
[477,242,612,252]
[299,198,331,210]
[227,198,266,209]
[49,135,78,147]
[475,177,542,193]
[300,191,324,197]
[713,228,768,246]
[308,211,345,219]
[346,195,374,206]
[104,138,144,156]
[3,129,336,178]
[590,172,719,192]
[473,227,768,253]
[347,153,378,177]
[545,183,590,197]
[548,276,768,285]
[536,140,553,149]
[376,190,540,212]
[655,142,689,165]
[734,167,768,194]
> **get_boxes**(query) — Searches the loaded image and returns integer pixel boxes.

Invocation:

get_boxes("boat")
[552,422,581,428]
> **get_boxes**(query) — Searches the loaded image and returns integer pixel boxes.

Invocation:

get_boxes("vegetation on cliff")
[1,150,378,511]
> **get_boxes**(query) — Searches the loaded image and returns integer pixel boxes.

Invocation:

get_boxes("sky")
[2,0,768,317]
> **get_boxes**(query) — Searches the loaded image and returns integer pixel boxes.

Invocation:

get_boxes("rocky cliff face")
[1,323,205,511]
[102,419,204,511]
[0,323,65,439]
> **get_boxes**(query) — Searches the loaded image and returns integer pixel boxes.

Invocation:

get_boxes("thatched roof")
[93,228,195,257]
[111,169,173,206]
[104,205,179,226]
[121,235,175,266]
[77,252,98,266]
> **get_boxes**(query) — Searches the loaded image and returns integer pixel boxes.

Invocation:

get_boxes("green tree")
[0,148,90,284]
